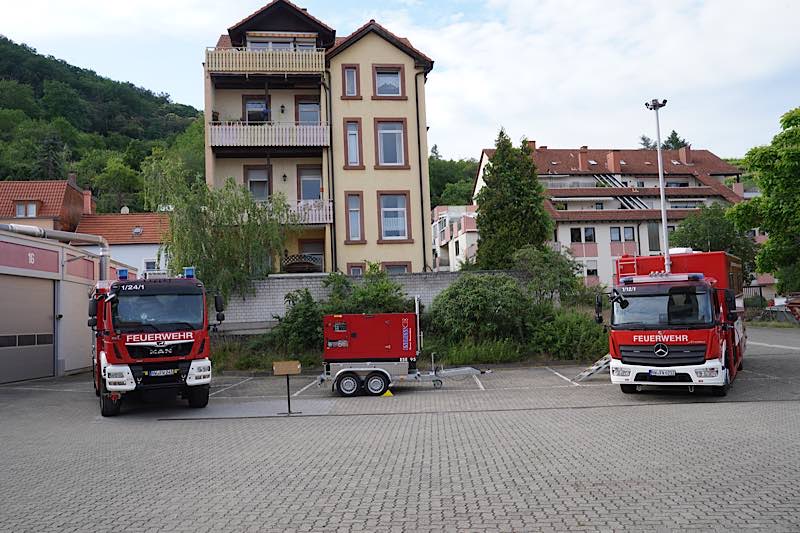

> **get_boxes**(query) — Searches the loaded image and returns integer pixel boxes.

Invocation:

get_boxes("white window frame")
[375,69,401,97]
[377,122,404,166]
[380,194,408,240]
[246,168,270,202]
[348,265,363,276]
[15,203,25,217]
[143,259,158,272]
[299,168,322,201]
[346,122,360,166]
[347,194,362,241]
[344,68,358,97]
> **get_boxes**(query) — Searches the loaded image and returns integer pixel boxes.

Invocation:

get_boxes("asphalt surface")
[1,326,799,532]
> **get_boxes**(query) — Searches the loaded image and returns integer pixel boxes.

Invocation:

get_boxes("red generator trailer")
[318,300,483,396]
[600,249,746,396]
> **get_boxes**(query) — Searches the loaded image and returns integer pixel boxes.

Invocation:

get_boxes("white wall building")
[472,143,743,286]
[431,205,478,271]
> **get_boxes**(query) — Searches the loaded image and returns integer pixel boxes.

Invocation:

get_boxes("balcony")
[293,200,332,225]
[210,121,330,148]
[282,253,323,273]
[206,47,326,74]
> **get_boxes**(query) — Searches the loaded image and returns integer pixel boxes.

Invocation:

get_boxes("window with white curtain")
[380,194,408,239]
[346,122,360,166]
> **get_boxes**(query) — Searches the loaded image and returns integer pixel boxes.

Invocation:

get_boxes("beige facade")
[204,1,433,274]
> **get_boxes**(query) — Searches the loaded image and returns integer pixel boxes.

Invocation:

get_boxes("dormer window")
[15,202,37,218]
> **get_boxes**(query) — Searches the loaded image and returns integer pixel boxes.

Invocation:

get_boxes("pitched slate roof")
[75,213,169,245]
[0,180,72,218]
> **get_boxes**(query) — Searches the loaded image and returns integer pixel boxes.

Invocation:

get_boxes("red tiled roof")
[74,213,169,245]
[327,19,433,70]
[228,0,334,34]
[216,34,232,48]
[0,180,71,218]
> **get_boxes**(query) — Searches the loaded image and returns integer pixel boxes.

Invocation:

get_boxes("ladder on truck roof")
[573,354,611,382]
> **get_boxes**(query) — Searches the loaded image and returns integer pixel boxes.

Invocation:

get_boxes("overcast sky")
[2,0,798,159]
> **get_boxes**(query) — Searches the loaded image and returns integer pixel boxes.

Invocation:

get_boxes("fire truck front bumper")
[104,364,137,392]
[609,358,726,386]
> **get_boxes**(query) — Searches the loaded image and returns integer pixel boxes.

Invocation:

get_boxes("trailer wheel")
[99,382,121,417]
[433,379,443,389]
[620,384,638,394]
[336,373,361,397]
[188,385,210,408]
[365,373,390,396]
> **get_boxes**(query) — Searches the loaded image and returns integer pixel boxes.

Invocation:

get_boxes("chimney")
[732,182,745,197]
[679,145,692,164]
[82,190,94,215]
[67,171,77,186]
[606,150,621,173]
[577,146,588,171]
[527,140,536,151]
[539,145,547,149]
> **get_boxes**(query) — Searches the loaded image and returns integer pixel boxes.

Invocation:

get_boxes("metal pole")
[646,99,671,273]
[286,374,291,415]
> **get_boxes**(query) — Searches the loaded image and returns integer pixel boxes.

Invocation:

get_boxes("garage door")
[0,274,55,384]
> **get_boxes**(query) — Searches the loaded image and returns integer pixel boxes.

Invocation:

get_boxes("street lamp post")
[645,98,671,273]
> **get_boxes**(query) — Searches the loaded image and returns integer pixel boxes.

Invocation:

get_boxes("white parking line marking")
[1,386,85,393]
[209,377,253,397]
[292,379,318,397]
[472,374,485,390]
[546,367,581,386]
[749,341,800,352]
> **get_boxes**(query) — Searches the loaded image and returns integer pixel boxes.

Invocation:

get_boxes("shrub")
[436,339,529,366]
[513,244,582,304]
[744,295,768,309]
[265,289,323,354]
[530,311,608,361]
[428,273,532,344]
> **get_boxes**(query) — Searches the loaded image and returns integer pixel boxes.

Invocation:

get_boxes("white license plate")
[650,369,676,377]
[148,369,176,377]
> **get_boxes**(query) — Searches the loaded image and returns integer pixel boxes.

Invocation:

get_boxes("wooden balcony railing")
[206,47,326,73]
[282,254,324,273]
[209,121,330,147]
[294,200,332,224]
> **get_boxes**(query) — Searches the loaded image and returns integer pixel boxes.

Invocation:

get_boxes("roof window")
[671,160,681,165]
[588,160,598,165]
[132,226,144,236]
[620,160,627,165]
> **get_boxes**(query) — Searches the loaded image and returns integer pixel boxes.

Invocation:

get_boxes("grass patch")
[746,320,800,329]
[211,337,322,373]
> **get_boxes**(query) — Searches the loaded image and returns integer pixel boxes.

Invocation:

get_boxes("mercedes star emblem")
[653,343,669,357]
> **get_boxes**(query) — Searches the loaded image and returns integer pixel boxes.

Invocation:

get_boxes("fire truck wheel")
[620,384,638,394]
[711,370,730,397]
[188,386,210,408]
[99,382,121,417]
[364,373,390,396]
[335,373,361,397]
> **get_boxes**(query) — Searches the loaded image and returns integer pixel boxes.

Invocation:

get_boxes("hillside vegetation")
[0,36,202,212]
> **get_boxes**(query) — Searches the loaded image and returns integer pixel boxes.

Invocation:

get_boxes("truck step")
[573,354,612,382]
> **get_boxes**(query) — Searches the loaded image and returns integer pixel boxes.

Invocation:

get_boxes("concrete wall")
[80,243,164,275]
[221,270,516,334]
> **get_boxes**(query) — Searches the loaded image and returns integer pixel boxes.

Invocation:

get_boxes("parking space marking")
[209,377,253,397]
[472,374,485,390]
[749,341,800,352]
[546,367,582,386]
[292,379,319,397]
[0,386,86,393]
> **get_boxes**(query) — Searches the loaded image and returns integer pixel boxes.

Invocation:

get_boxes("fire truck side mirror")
[214,294,225,313]
[594,294,603,323]
[87,317,97,328]
[88,299,97,318]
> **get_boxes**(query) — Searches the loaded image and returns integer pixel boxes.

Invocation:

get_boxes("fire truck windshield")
[112,293,204,333]
[612,286,714,329]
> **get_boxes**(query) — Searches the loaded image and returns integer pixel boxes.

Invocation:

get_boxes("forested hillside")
[0,36,202,212]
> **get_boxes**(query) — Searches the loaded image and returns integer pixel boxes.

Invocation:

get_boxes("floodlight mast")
[645,98,671,273]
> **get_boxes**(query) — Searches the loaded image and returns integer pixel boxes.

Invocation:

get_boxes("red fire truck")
[88,268,225,416]
[599,250,745,396]
[319,300,482,396]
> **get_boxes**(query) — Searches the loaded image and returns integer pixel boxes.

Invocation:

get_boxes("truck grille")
[620,344,706,367]
[126,341,194,359]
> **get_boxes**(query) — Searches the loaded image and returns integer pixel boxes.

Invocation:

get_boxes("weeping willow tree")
[142,149,297,298]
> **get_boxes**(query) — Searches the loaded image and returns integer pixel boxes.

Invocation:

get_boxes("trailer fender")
[332,367,392,385]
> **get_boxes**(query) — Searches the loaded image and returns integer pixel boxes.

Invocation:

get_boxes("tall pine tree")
[475,130,552,269]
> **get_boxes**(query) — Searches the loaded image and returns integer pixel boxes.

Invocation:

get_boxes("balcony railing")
[206,47,326,73]
[282,254,324,273]
[294,200,332,224]
[210,121,330,147]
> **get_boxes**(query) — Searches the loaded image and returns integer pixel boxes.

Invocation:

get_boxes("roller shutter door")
[0,274,55,383]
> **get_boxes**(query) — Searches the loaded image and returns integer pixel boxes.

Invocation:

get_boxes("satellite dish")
[120,206,130,214]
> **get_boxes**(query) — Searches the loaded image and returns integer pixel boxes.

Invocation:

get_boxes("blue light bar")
[688,273,705,281]
[620,276,634,284]
[118,268,129,281]
[183,266,196,279]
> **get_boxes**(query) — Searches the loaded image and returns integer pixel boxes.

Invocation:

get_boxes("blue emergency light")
[183,266,196,279]
[118,268,129,281]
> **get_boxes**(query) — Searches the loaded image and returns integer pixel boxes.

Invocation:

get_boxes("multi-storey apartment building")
[431,205,478,271]
[203,0,433,275]
[472,143,743,285]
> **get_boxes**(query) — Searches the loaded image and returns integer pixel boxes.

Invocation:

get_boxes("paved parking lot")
[1,326,799,532]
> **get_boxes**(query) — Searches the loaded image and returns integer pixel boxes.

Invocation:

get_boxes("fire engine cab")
[600,250,745,396]
[88,268,225,416]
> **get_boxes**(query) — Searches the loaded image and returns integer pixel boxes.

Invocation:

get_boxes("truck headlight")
[611,368,631,377]
[696,368,719,378]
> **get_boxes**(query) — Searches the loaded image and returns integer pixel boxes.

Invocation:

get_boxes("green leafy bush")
[428,273,533,344]
[436,339,529,366]
[264,289,323,354]
[530,311,608,360]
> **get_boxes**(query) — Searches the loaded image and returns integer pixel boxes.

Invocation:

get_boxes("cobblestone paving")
[1,327,799,532]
